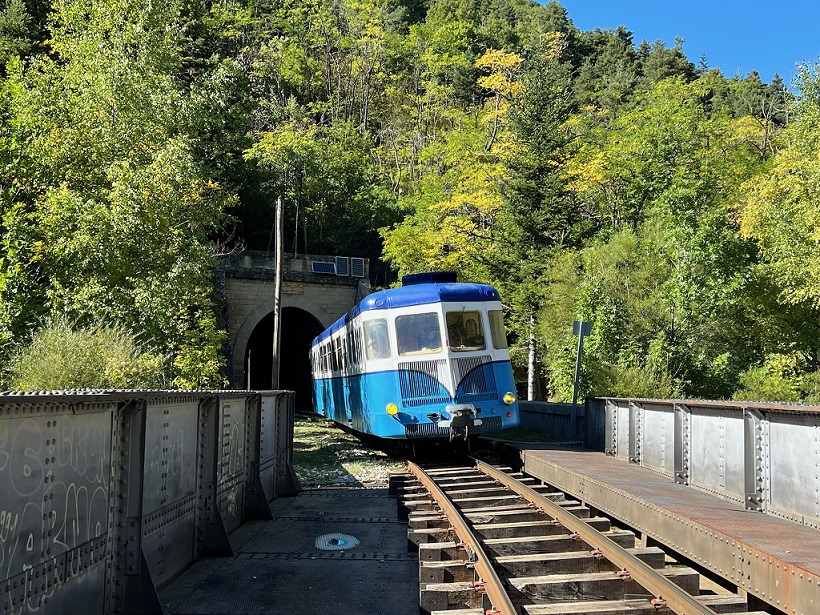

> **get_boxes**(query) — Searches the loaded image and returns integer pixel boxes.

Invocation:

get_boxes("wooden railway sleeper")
[409,461,518,615]
[410,461,751,615]
[473,459,721,615]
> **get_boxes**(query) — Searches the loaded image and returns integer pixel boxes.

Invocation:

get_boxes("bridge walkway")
[516,445,820,615]
[159,489,418,615]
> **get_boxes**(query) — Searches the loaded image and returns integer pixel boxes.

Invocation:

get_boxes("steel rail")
[407,462,517,615]
[474,460,719,615]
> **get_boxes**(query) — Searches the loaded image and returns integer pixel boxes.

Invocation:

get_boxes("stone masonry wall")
[220,252,369,387]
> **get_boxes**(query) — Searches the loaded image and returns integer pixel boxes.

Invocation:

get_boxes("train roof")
[311,281,501,346]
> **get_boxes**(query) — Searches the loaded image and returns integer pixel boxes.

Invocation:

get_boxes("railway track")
[392,460,768,615]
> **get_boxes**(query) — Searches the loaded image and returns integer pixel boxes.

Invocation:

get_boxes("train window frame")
[363,318,391,360]
[488,310,508,350]
[330,338,339,373]
[349,327,357,368]
[357,325,365,366]
[446,310,486,352]
[395,312,442,356]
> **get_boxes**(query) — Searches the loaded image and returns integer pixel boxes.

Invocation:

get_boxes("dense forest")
[0,0,818,401]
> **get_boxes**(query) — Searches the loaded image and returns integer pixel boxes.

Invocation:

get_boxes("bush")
[589,356,680,400]
[9,319,167,390]
[732,353,803,402]
[801,370,820,404]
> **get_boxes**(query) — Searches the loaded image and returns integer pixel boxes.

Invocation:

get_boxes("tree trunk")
[527,314,536,401]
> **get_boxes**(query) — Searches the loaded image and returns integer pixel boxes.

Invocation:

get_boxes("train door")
[345,324,365,431]
[340,332,354,425]
[360,317,392,436]
[330,337,347,424]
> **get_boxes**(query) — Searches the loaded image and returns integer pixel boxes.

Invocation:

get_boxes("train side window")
[353,326,362,367]
[364,319,391,360]
[330,338,339,372]
[356,326,364,365]
[446,310,485,351]
[396,312,442,356]
[488,310,508,349]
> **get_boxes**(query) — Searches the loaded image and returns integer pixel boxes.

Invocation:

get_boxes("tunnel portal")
[245,307,325,411]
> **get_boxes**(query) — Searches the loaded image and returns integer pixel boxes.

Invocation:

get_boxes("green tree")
[637,37,695,86]
[574,26,639,109]
[0,0,34,72]
[379,113,504,279]
[0,0,233,388]
[544,77,773,399]
[740,63,820,308]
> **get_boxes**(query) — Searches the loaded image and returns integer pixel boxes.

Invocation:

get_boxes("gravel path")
[292,417,406,488]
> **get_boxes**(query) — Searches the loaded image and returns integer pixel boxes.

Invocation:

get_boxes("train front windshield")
[396,312,442,356]
[390,307,510,357]
[446,310,486,351]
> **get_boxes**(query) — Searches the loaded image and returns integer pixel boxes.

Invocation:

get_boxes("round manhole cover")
[315,533,360,551]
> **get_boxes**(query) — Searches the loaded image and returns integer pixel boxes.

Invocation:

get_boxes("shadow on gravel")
[293,416,405,488]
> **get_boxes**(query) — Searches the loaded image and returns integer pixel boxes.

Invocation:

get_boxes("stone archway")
[221,252,370,395]
[243,307,324,409]
[231,294,334,389]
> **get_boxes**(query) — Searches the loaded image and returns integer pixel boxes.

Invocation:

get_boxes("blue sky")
[558,1,820,84]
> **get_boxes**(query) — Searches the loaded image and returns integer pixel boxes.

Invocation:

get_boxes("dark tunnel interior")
[244,307,325,411]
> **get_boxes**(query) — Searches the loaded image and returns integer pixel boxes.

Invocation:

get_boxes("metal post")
[570,320,591,440]
[246,349,251,391]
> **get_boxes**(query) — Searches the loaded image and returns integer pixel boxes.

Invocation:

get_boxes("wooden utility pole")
[271,195,284,389]
[570,320,592,440]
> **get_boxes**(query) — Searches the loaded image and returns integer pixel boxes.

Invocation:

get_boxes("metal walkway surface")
[160,489,418,615]
[517,445,820,615]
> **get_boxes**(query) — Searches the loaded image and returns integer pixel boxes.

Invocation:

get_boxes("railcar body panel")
[310,276,520,440]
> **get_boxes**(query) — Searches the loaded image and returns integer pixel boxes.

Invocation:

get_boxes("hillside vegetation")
[0,0,817,401]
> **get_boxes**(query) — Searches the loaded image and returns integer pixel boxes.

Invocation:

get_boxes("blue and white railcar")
[309,272,520,439]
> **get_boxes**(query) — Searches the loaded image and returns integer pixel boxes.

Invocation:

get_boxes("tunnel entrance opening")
[244,307,325,411]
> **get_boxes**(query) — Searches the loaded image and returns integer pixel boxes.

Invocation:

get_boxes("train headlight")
[502,392,516,405]
[386,403,399,415]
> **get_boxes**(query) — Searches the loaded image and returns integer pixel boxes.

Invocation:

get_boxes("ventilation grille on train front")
[453,355,497,403]
[398,360,450,407]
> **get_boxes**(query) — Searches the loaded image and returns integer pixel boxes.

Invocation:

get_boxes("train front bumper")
[438,404,482,429]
